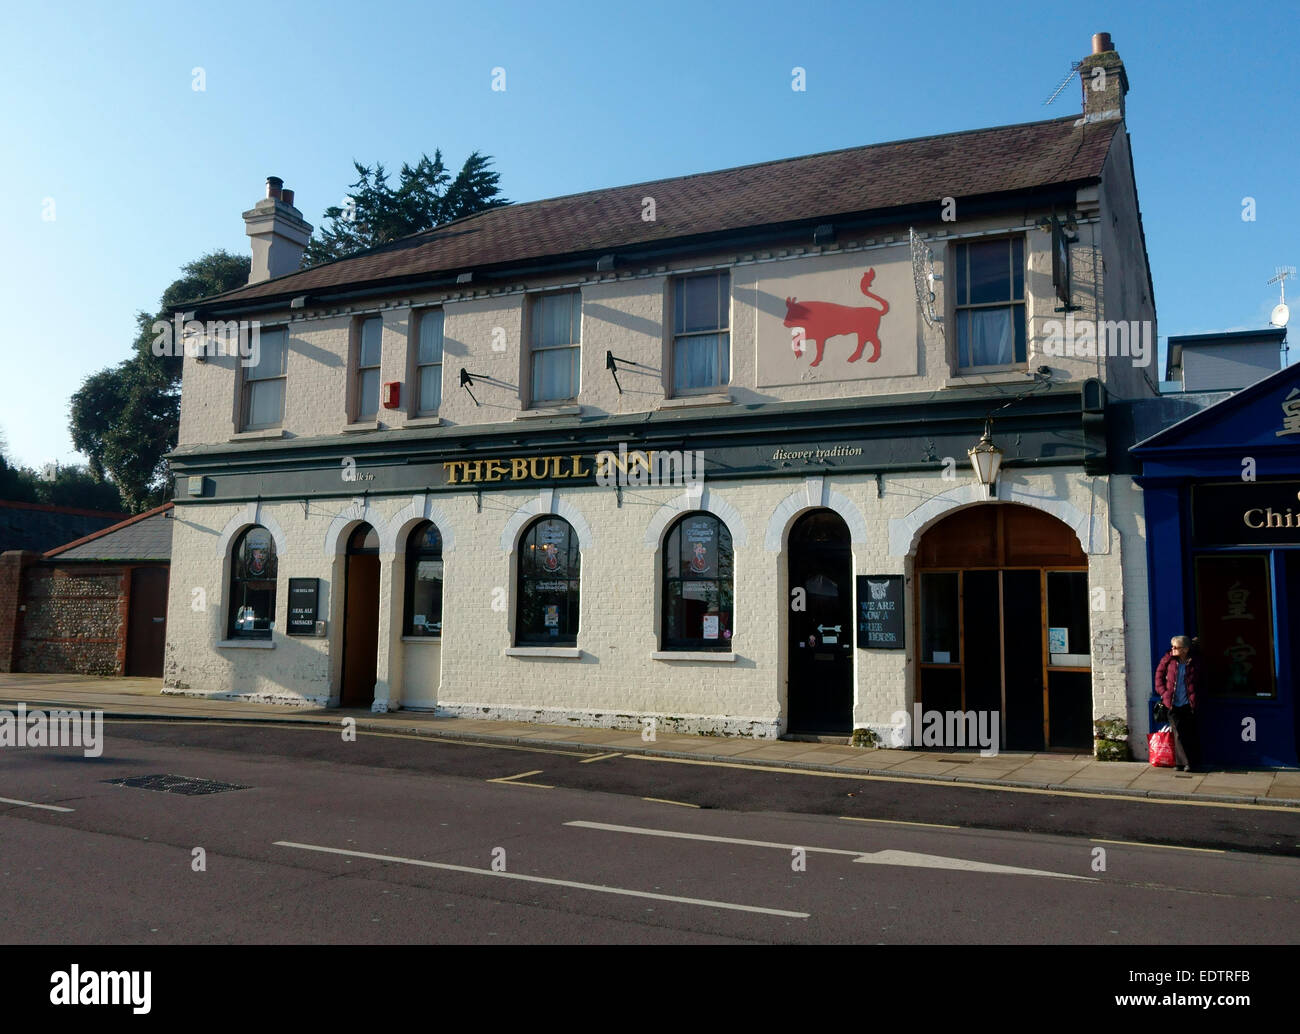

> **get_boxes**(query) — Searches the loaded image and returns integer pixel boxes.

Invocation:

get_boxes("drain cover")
[104,774,247,796]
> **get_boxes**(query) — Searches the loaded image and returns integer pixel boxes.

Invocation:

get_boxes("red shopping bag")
[1147,726,1174,768]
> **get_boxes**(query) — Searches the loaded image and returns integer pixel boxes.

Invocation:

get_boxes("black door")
[787,511,853,734]
[341,525,380,707]
[125,567,168,677]
[1002,570,1044,751]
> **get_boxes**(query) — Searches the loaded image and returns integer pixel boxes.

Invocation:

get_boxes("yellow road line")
[99,719,588,756]
[487,769,554,788]
[642,797,700,808]
[839,816,960,830]
[1091,838,1226,854]
[623,754,1298,812]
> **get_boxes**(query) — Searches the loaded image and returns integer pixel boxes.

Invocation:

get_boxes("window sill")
[217,638,275,649]
[651,650,737,662]
[505,646,582,659]
[342,419,381,433]
[658,392,732,410]
[402,635,442,644]
[403,416,443,428]
[229,428,286,441]
[946,371,1031,387]
[515,405,581,420]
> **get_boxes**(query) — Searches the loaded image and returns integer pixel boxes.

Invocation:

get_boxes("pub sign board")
[857,574,904,649]
[287,578,320,636]
[1191,481,1300,547]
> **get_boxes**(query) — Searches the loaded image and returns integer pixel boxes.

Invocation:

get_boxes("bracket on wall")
[616,484,623,509]
[475,488,482,514]
[460,368,482,406]
[605,351,640,395]
[301,498,309,519]
[875,472,884,499]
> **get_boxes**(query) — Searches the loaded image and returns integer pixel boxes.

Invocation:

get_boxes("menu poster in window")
[684,518,716,574]
[856,575,904,649]
[702,614,719,640]
[544,604,559,628]
[287,578,319,636]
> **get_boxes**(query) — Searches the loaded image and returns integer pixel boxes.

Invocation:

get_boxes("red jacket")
[1155,652,1202,710]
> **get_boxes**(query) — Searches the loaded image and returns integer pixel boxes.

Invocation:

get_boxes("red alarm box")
[382,382,400,409]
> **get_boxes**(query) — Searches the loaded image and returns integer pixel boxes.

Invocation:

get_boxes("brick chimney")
[242,177,313,284]
[1076,32,1129,123]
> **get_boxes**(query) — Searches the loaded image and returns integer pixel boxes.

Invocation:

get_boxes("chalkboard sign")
[857,575,904,649]
[287,578,320,635]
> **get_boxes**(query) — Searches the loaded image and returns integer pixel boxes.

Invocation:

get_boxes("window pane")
[674,333,721,390]
[1012,237,1024,299]
[418,363,442,413]
[1046,571,1089,662]
[231,527,276,637]
[249,328,287,381]
[921,572,959,663]
[247,378,284,427]
[410,559,443,636]
[532,347,577,402]
[966,240,1012,304]
[358,368,379,418]
[964,308,1013,367]
[360,317,382,367]
[418,311,444,364]
[1013,304,1026,363]
[676,274,726,333]
[532,293,578,350]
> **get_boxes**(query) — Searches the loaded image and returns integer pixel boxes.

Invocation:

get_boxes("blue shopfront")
[1133,363,1300,768]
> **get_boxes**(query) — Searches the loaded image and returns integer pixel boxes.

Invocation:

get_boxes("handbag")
[1153,702,1169,723]
[1147,726,1174,768]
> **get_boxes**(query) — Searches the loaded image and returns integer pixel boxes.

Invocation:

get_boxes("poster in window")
[856,574,904,649]
[684,518,715,574]
[246,528,272,576]
[702,614,719,640]
[544,604,559,628]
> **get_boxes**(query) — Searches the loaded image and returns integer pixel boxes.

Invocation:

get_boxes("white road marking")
[1091,838,1225,854]
[273,840,809,918]
[642,797,700,808]
[840,815,960,830]
[579,752,623,764]
[853,849,1092,880]
[566,820,1092,881]
[0,795,73,812]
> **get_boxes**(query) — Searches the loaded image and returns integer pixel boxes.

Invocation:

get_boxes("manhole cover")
[104,774,248,796]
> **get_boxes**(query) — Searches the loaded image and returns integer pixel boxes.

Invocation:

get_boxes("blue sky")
[1,0,1295,470]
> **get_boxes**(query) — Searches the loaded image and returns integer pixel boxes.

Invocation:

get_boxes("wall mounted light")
[968,420,1004,497]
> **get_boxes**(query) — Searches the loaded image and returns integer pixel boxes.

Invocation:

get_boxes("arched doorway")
[341,523,381,707]
[915,504,1090,751]
[787,509,853,734]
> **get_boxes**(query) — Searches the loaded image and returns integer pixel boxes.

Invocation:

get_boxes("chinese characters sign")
[1194,555,1276,698]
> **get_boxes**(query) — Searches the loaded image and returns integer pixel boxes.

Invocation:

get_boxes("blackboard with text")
[857,575,904,649]
[287,578,320,635]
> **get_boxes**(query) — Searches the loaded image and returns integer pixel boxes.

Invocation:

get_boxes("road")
[2,719,1298,944]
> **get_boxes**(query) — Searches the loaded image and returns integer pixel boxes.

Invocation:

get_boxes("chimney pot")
[265,176,284,201]
[245,177,312,284]
[281,188,295,207]
[1092,32,1113,54]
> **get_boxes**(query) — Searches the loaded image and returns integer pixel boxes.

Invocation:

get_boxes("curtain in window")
[966,309,1013,367]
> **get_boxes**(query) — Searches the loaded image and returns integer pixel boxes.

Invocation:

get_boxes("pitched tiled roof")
[202,115,1118,308]
[0,501,130,555]
[43,503,173,562]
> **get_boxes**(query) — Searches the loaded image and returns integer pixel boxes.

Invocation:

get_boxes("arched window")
[663,512,733,650]
[228,525,277,639]
[517,516,579,645]
[404,521,443,637]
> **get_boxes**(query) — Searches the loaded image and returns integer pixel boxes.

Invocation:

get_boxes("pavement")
[2,672,1298,807]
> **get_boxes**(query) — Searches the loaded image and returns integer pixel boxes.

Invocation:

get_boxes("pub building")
[165,34,1162,751]
[1132,361,1300,767]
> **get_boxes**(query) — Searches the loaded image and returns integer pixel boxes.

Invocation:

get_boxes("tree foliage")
[303,150,508,267]
[68,251,250,512]
[0,437,125,512]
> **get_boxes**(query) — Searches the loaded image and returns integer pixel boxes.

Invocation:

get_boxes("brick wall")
[14,563,129,675]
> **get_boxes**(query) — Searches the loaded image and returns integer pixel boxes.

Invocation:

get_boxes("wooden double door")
[916,505,1093,752]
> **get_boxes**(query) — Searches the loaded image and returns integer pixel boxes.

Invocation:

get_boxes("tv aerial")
[1268,266,1294,328]
[1043,61,1083,105]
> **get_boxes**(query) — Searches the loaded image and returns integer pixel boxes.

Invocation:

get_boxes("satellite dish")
[1271,303,1290,328]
